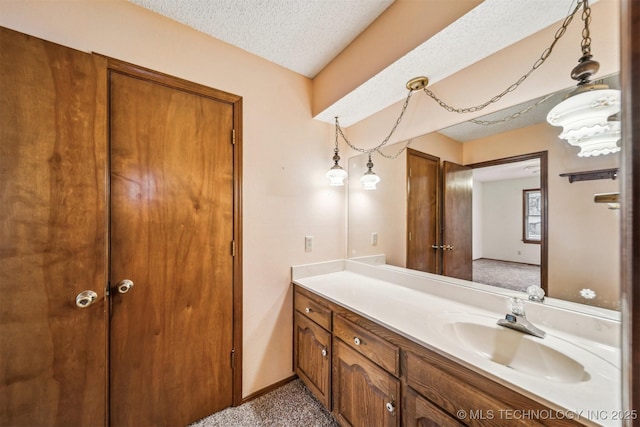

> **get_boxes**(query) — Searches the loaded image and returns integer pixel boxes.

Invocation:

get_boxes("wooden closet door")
[0,28,108,426]
[406,150,440,274]
[109,70,235,426]
[442,161,473,281]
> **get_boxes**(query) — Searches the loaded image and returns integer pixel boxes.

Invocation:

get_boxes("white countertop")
[292,259,622,427]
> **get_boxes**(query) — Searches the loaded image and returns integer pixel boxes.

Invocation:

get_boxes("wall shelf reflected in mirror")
[559,168,619,183]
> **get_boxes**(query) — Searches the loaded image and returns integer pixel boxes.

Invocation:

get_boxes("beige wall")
[464,123,620,309]
[0,1,345,397]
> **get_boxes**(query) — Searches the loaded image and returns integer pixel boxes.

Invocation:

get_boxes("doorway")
[468,152,548,294]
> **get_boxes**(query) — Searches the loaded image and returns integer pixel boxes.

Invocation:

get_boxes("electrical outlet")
[371,232,378,246]
[305,236,313,252]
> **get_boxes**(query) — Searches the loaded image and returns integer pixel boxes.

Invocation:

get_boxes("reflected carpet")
[473,258,540,292]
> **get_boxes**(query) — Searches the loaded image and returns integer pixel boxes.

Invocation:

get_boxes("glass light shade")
[360,170,380,190]
[572,120,621,157]
[547,88,621,157]
[326,165,348,186]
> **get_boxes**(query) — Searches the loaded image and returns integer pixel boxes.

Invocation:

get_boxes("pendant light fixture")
[325,0,618,187]
[546,0,621,157]
[326,117,348,186]
[360,153,380,190]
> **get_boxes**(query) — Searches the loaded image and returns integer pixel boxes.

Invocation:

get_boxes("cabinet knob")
[353,337,361,346]
[385,401,396,413]
[305,307,312,314]
[321,347,328,357]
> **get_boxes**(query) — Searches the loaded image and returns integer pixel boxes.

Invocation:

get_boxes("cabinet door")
[294,312,332,409]
[333,339,400,427]
[404,386,463,427]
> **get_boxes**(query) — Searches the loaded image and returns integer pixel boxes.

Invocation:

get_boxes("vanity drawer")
[334,314,399,376]
[403,350,544,427]
[295,290,332,331]
[404,385,464,427]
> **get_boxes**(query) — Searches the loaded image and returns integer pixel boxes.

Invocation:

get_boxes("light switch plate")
[305,236,313,252]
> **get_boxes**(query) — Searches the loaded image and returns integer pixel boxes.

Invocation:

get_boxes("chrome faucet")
[497,297,546,339]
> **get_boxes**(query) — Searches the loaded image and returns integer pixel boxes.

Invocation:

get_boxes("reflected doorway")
[469,152,548,294]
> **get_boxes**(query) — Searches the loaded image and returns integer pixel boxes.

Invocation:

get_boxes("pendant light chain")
[374,139,412,159]
[335,89,414,154]
[581,0,592,56]
[422,0,586,115]
[334,0,591,174]
[470,93,555,126]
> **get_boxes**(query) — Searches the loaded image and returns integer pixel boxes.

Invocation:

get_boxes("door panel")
[0,28,108,426]
[109,71,235,426]
[294,312,331,409]
[406,150,440,273]
[442,161,473,280]
[333,339,400,427]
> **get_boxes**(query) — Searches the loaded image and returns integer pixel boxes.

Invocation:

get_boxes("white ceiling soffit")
[314,0,577,126]
[128,0,394,78]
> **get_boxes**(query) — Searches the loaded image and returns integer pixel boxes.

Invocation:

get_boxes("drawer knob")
[385,401,395,413]
[305,307,312,314]
[353,337,361,346]
[321,347,328,357]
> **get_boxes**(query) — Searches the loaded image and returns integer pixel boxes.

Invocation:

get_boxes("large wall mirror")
[347,74,621,311]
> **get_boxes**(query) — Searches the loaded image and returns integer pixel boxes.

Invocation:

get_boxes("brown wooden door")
[442,161,473,280]
[0,28,108,426]
[294,312,332,409]
[108,70,236,426]
[333,339,400,427]
[406,150,440,273]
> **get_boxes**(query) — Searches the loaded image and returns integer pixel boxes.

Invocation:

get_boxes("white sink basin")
[444,320,589,383]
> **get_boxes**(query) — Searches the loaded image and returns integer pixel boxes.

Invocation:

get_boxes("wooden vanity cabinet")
[293,285,586,427]
[294,289,332,409]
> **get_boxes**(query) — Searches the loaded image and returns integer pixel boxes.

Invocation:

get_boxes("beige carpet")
[189,379,338,427]
[473,258,540,292]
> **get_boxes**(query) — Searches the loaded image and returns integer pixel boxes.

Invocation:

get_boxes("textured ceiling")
[128,0,581,127]
[128,0,394,78]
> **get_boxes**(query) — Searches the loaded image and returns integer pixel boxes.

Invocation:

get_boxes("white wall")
[0,0,345,397]
[476,177,541,265]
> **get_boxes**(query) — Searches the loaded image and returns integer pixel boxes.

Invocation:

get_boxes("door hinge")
[409,167,412,177]
[231,129,236,145]
[231,348,236,369]
[408,231,412,241]
[231,240,236,257]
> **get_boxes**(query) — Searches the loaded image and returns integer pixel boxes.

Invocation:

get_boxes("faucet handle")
[508,297,526,316]
[527,285,545,302]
